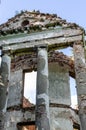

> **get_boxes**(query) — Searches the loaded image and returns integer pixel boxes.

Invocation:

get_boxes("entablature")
[0,27,83,55]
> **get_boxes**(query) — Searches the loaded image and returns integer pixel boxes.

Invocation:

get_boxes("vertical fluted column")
[0,53,11,130]
[73,44,86,130]
[36,45,50,130]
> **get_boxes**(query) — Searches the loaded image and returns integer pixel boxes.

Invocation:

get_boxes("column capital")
[34,44,48,52]
[36,44,48,48]
[73,41,83,45]
[1,50,11,57]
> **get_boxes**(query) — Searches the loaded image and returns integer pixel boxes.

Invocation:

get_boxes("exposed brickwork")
[11,50,75,77]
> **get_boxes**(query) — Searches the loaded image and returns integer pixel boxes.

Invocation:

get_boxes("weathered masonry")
[0,10,86,130]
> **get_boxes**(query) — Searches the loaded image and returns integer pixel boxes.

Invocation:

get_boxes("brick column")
[73,44,86,130]
[0,53,11,130]
[36,45,50,130]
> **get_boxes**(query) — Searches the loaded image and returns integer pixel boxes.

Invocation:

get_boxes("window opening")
[23,71,37,108]
[57,47,78,109]
[57,47,73,57]
[70,77,78,109]
[17,121,35,130]
[21,20,29,27]
[73,122,80,130]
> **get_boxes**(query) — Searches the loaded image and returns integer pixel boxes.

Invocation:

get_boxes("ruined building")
[0,10,86,130]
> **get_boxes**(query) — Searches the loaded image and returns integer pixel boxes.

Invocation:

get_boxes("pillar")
[36,45,50,130]
[73,44,86,130]
[0,53,11,130]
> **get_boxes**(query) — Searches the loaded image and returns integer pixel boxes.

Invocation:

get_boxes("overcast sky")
[0,0,86,29]
[0,0,84,107]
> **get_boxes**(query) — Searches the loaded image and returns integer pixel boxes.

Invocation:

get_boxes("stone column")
[0,53,11,130]
[73,44,86,130]
[36,45,50,130]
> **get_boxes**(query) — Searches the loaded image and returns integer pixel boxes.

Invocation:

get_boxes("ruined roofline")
[11,50,75,78]
[0,10,84,36]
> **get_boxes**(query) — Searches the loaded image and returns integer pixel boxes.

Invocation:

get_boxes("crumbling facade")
[0,10,86,130]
